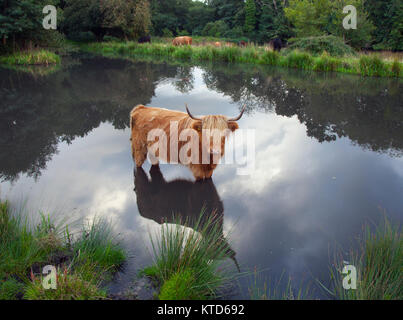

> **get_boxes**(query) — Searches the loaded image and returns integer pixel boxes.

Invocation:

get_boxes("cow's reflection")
[134,165,239,271]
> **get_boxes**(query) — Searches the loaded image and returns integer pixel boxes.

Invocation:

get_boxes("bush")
[202,21,230,38]
[68,31,96,42]
[162,28,173,38]
[285,36,356,57]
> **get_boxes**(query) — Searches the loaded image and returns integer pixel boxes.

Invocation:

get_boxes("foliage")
[63,0,151,41]
[202,20,229,38]
[0,0,64,51]
[244,0,256,35]
[285,0,374,48]
[365,0,403,50]
[284,36,356,57]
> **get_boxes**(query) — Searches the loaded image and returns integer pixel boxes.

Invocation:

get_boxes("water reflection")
[134,165,239,271]
[0,55,402,298]
[1,56,402,182]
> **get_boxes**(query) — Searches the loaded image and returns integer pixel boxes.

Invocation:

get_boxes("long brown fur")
[130,105,239,180]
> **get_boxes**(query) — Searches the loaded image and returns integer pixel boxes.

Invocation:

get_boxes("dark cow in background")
[138,35,151,44]
[269,38,284,52]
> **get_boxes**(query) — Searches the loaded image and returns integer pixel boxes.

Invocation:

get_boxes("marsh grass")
[327,216,402,300]
[248,269,312,300]
[0,201,66,277]
[72,217,126,271]
[24,267,107,300]
[0,50,60,66]
[147,211,239,300]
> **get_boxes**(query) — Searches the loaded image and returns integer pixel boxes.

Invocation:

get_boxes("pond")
[0,54,402,299]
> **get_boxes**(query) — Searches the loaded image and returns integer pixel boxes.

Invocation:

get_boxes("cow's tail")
[130,104,146,138]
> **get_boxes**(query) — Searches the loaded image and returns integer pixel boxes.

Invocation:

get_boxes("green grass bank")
[79,41,402,78]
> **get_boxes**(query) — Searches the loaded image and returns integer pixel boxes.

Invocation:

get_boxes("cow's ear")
[228,121,239,132]
[191,121,202,132]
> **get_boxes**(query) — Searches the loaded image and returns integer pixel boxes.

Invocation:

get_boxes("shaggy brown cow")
[214,41,221,47]
[172,36,192,46]
[130,104,245,180]
[134,165,239,271]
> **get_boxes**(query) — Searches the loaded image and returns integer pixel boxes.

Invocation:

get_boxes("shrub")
[162,28,173,38]
[285,36,356,57]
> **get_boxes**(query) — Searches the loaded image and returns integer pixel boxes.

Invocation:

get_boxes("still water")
[0,55,402,298]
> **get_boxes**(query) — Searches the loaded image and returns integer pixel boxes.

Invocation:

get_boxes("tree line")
[0,0,402,51]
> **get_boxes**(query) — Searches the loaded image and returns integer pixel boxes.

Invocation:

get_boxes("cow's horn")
[228,104,246,121]
[185,104,202,120]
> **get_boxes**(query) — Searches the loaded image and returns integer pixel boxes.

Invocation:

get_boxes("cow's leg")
[132,139,148,167]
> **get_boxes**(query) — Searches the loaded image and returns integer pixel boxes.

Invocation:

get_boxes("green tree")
[365,0,403,50]
[256,0,293,42]
[285,0,374,48]
[0,0,61,49]
[244,0,256,35]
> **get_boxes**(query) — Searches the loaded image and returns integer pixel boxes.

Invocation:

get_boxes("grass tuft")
[147,210,238,300]
[0,50,60,66]
[329,215,402,300]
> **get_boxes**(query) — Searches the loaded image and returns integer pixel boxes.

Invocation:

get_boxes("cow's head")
[186,104,245,162]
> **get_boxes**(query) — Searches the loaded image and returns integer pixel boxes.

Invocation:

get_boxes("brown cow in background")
[130,104,245,180]
[172,36,192,46]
